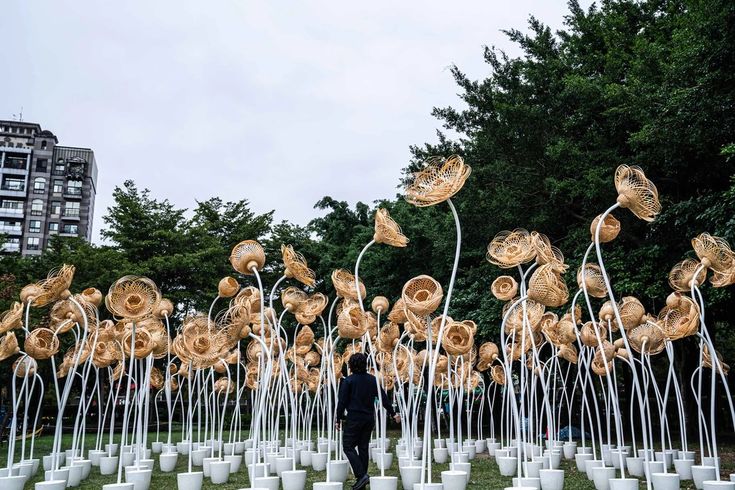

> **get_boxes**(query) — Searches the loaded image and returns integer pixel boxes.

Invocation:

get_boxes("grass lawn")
[2,430,733,489]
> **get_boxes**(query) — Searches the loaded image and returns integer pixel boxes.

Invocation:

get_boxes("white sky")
[2,1,590,243]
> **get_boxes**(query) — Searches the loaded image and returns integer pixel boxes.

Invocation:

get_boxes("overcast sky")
[3,1,588,243]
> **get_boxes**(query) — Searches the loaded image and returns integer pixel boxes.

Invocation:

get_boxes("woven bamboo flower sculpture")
[281,286,307,312]
[387,298,408,323]
[531,232,568,272]
[629,321,666,355]
[218,277,240,298]
[658,293,699,340]
[476,342,500,371]
[371,296,390,315]
[0,331,19,361]
[486,229,536,269]
[577,264,607,298]
[491,364,506,385]
[331,269,366,302]
[590,213,621,243]
[294,293,328,325]
[404,155,472,207]
[230,240,266,275]
[19,264,75,307]
[528,264,569,308]
[13,357,36,377]
[702,345,730,376]
[692,233,735,275]
[491,276,518,301]
[106,276,161,320]
[373,208,409,247]
[402,275,443,317]
[668,259,707,292]
[614,165,662,221]
[282,244,316,287]
[0,302,23,334]
[294,325,315,355]
[337,304,368,339]
[24,327,60,360]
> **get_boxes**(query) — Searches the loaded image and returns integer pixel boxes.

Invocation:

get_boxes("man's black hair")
[348,352,367,374]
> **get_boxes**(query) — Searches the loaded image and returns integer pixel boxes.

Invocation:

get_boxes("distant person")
[336,352,400,490]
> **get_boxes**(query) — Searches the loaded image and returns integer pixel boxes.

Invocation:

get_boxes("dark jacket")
[336,372,395,421]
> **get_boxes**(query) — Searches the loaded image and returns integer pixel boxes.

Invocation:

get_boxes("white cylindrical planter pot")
[190,449,207,467]
[452,452,469,463]
[626,457,644,477]
[609,478,639,490]
[370,476,397,490]
[253,476,280,490]
[650,472,680,490]
[577,446,593,454]
[89,450,105,467]
[463,444,476,460]
[703,457,720,469]
[125,468,152,490]
[176,442,190,455]
[176,471,203,490]
[151,442,163,454]
[451,462,471,483]
[72,459,92,480]
[121,452,135,468]
[399,466,422,490]
[512,477,540,489]
[475,439,486,454]
[680,451,695,461]
[281,470,307,490]
[159,453,178,472]
[44,468,68,484]
[548,451,562,469]
[0,476,25,490]
[592,466,616,490]
[610,450,627,469]
[209,461,230,484]
[35,481,67,490]
[300,450,313,467]
[575,453,593,471]
[693,466,717,490]
[441,470,467,490]
[105,444,119,456]
[655,452,673,469]
[327,460,349,483]
[14,462,34,479]
[497,457,518,476]
[310,453,327,472]
[674,458,694,480]
[433,447,448,464]
[584,459,603,480]
[101,484,134,490]
[488,442,502,457]
[563,442,577,460]
[243,450,256,465]
[375,451,393,470]
[99,456,119,475]
[275,457,293,476]
[539,469,564,490]
[247,463,268,482]
[222,443,234,455]
[224,454,241,473]
[65,464,82,487]
[646,461,665,480]
[202,457,219,477]
[524,460,543,478]
[702,483,735,490]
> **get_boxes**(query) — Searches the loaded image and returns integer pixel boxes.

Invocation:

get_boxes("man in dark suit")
[336,353,400,490]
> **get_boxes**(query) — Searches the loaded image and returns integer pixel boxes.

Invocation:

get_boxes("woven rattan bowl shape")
[387,298,408,323]
[337,304,368,339]
[281,286,307,312]
[0,331,19,361]
[491,276,518,301]
[404,155,471,207]
[668,259,707,292]
[528,264,569,308]
[371,296,390,315]
[218,277,240,298]
[577,264,607,298]
[281,244,316,287]
[486,229,536,269]
[0,302,23,334]
[614,165,662,221]
[618,296,646,331]
[443,321,474,356]
[106,276,161,320]
[25,327,60,360]
[629,321,666,355]
[402,275,443,316]
[692,233,735,273]
[230,240,266,274]
[331,269,366,301]
[590,213,621,243]
[374,208,409,247]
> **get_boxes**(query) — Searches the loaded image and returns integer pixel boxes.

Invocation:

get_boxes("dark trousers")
[342,418,374,479]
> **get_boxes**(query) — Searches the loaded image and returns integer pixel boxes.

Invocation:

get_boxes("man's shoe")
[352,474,370,490]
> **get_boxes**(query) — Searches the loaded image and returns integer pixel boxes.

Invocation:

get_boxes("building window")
[29,220,41,233]
[4,156,26,170]
[1,200,23,210]
[51,201,61,215]
[2,237,20,252]
[64,201,80,217]
[53,160,65,175]
[33,177,46,193]
[48,222,59,232]
[30,199,43,216]
[62,224,79,235]
[0,220,21,233]
[27,237,40,251]
[67,180,82,195]
[36,159,48,172]
[53,180,63,194]
[1,178,24,191]
[41,140,47,150]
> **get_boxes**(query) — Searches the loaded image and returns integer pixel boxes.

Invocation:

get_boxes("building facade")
[0,120,97,256]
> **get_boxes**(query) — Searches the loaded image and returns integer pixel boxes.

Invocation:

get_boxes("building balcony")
[0,186,26,197]
[1,167,28,176]
[0,207,23,218]
[1,243,20,253]
[62,210,81,221]
[59,232,78,237]
[0,225,22,235]
[63,190,83,200]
